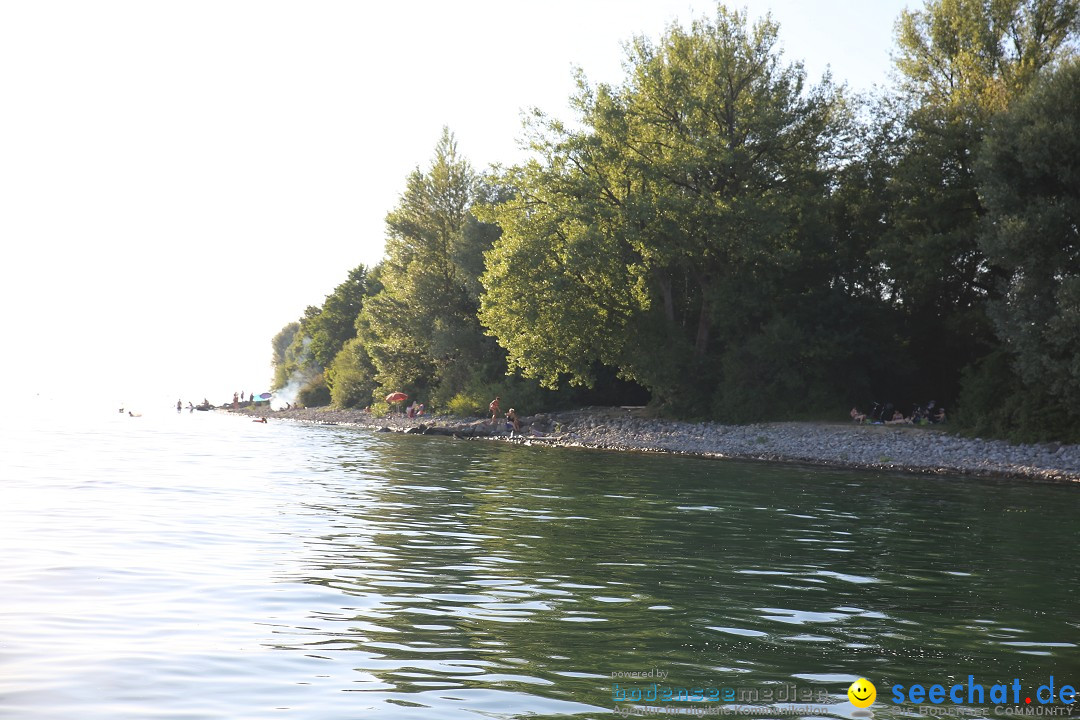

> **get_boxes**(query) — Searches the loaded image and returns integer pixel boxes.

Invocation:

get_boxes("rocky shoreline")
[231,405,1080,483]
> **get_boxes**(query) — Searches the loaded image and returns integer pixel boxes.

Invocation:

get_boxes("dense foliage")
[959,58,1080,440]
[480,9,859,419]
[270,1,1080,441]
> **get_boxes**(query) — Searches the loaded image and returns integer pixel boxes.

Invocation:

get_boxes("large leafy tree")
[271,265,380,404]
[270,321,302,391]
[304,264,379,370]
[326,335,378,409]
[360,129,505,404]
[871,0,1079,399]
[973,59,1080,432]
[480,6,846,414]
[895,0,1079,114]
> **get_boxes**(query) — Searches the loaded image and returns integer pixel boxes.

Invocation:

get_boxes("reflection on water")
[1,410,1078,719]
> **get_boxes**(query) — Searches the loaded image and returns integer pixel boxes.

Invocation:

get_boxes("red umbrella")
[385,392,408,404]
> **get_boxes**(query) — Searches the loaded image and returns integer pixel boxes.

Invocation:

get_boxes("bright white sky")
[0,0,911,411]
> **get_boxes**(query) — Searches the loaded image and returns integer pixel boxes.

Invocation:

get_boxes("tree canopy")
[267,0,1080,440]
[479,7,852,415]
[961,59,1080,438]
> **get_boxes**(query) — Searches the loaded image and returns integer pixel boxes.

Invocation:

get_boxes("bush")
[956,351,1080,443]
[712,316,849,423]
[436,376,575,418]
[445,391,487,417]
[327,338,378,409]
[297,373,331,407]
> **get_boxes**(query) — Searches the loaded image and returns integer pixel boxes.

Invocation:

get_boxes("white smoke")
[271,337,314,410]
[271,374,306,410]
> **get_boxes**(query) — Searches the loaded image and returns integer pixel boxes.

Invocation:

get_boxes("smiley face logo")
[848,678,876,708]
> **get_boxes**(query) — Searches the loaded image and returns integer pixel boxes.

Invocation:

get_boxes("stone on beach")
[231,406,1080,482]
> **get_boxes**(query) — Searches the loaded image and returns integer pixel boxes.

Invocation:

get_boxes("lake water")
[2,408,1078,719]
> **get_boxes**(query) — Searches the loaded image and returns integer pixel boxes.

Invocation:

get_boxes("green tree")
[967,59,1080,438]
[480,6,846,415]
[326,336,379,409]
[360,129,506,406]
[304,264,379,370]
[271,321,301,390]
[272,321,300,367]
[895,0,1079,115]
[873,0,1079,401]
[270,265,380,405]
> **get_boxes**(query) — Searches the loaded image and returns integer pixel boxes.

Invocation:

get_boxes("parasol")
[385,391,408,404]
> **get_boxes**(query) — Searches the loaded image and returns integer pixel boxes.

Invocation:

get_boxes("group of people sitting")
[850,404,946,425]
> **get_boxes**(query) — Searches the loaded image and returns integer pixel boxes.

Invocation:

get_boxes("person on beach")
[177,399,182,413]
[489,396,501,425]
[850,407,866,423]
[506,408,520,432]
[885,410,911,424]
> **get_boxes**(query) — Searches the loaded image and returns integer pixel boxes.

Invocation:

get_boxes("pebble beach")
[233,406,1080,483]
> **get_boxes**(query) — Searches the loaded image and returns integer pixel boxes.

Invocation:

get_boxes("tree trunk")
[694,293,710,359]
[658,274,676,326]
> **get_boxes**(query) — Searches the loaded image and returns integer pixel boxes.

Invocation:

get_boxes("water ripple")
[1,412,1078,719]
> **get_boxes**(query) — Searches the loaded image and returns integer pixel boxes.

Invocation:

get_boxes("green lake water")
[1,410,1077,719]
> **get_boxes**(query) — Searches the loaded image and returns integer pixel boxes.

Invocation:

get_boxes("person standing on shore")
[489,396,500,425]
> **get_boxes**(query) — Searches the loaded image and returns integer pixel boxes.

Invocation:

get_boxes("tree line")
[272,0,1080,442]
